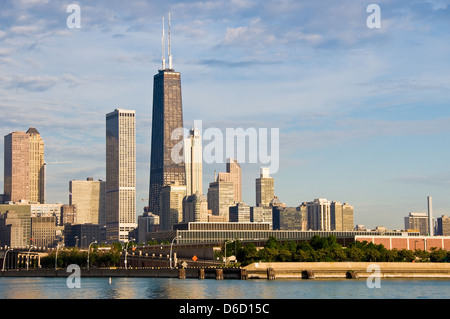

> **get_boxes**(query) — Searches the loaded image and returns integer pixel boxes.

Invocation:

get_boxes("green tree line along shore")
[39,236,450,269]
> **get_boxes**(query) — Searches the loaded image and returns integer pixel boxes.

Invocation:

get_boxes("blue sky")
[1,0,450,229]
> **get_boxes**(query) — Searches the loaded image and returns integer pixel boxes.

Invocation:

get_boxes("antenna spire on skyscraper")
[168,11,173,70]
[161,17,166,70]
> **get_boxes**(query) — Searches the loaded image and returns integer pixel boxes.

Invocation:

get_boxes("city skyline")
[0,1,450,230]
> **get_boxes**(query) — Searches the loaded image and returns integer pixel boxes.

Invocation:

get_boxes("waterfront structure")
[160,182,186,231]
[330,201,354,231]
[69,178,106,226]
[148,15,186,216]
[4,128,45,204]
[404,212,429,236]
[250,206,273,229]
[182,192,208,224]
[437,215,450,236]
[147,222,423,247]
[307,198,332,231]
[106,108,137,242]
[256,168,274,208]
[184,128,202,196]
[229,202,251,223]
[207,175,235,222]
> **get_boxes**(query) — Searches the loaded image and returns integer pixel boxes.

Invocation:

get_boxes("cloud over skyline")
[1,0,450,229]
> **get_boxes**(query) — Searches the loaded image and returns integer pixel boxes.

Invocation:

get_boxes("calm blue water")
[0,277,449,299]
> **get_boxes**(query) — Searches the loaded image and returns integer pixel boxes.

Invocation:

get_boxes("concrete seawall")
[1,262,449,279]
[0,267,244,279]
[244,262,450,279]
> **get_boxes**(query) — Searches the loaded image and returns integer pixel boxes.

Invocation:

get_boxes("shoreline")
[0,262,449,279]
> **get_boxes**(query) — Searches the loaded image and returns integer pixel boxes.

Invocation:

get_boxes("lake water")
[0,277,449,299]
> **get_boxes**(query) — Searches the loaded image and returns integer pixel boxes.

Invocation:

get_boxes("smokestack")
[427,196,434,236]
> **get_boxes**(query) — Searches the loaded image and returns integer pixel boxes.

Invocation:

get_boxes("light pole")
[87,240,97,270]
[2,247,11,271]
[224,240,227,266]
[169,235,181,269]
[124,238,134,269]
[27,245,36,270]
[55,244,59,270]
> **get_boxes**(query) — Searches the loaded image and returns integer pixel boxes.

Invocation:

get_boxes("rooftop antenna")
[168,11,173,70]
[161,16,166,70]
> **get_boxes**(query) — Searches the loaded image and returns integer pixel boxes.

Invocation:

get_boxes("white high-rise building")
[307,198,332,231]
[184,127,202,196]
[106,109,137,243]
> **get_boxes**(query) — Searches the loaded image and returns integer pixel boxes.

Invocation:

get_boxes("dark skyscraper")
[148,14,186,215]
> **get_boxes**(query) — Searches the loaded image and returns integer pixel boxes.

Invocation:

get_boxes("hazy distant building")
[256,168,274,208]
[437,215,450,236]
[227,158,242,203]
[64,223,100,248]
[330,201,354,231]
[31,216,55,248]
[69,178,106,226]
[297,203,309,230]
[273,206,303,230]
[106,109,137,242]
[404,212,429,236]
[30,202,62,226]
[307,198,332,231]
[0,211,25,248]
[182,192,208,224]
[160,182,186,231]
[207,176,235,222]
[251,206,273,229]
[148,21,186,215]
[0,203,32,246]
[61,204,77,225]
[137,212,160,244]
[269,196,286,208]
[229,202,251,223]
[184,128,202,196]
[4,128,45,204]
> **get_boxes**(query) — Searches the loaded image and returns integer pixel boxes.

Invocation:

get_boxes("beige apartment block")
[226,158,241,203]
[331,201,355,231]
[256,167,274,208]
[183,192,208,224]
[69,178,105,225]
[31,216,55,248]
[160,182,186,231]
[207,178,235,222]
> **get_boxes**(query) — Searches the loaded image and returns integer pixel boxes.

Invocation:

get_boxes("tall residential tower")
[184,127,202,196]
